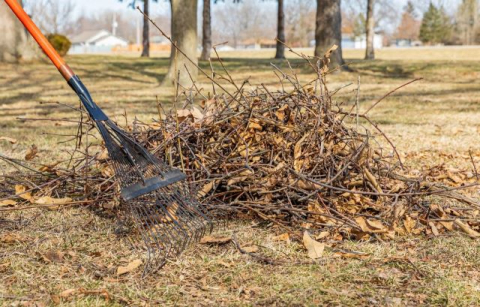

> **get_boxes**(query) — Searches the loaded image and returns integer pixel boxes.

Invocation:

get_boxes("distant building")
[238,39,277,50]
[391,39,422,47]
[70,30,129,54]
[308,32,384,50]
[341,33,383,49]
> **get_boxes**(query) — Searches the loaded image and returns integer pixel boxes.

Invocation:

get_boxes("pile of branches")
[2,53,480,241]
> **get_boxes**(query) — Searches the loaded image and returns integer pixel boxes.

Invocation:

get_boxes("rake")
[5,0,212,273]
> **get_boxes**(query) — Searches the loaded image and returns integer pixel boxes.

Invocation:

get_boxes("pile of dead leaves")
[1,53,480,244]
[123,74,480,242]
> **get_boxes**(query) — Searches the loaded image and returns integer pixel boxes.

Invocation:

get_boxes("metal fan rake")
[5,0,212,274]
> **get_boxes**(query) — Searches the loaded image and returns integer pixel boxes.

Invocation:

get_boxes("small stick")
[469,149,479,180]
[363,78,423,115]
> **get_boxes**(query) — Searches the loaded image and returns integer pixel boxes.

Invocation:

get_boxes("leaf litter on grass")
[0,47,479,272]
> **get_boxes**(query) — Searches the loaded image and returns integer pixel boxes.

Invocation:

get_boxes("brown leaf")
[303,231,325,259]
[334,250,370,259]
[315,231,330,240]
[35,196,72,209]
[1,233,26,244]
[0,199,16,207]
[176,109,192,122]
[161,202,179,223]
[59,288,78,298]
[455,219,480,238]
[403,216,416,234]
[366,219,385,230]
[50,294,61,305]
[200,236,232,245]
[96,149,109,161]
[15,185,33,202]
[25,145,38,161]
[198,181,215,198]
[440,221,454,231]
[242,245,259,253]
[429,222,439,236]
[117,259,143,276]
[272,233,290,243]
[191,106,204,121]
[355,216,369,232]
[0,136,17,144]
[43,250,64,263]
[248,122,262,131]
[100,165,114,177]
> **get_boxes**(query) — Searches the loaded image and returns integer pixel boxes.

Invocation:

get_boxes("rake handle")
[4,0,108,121]
[4,0,74,80]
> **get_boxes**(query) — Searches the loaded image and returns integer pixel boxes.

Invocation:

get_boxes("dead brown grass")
[1,48,480,306]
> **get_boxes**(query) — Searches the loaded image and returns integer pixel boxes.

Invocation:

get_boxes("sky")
[75,0,171,17]
[73,0,462,19]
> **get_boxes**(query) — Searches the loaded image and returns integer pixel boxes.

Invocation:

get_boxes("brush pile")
[2,55,480,242]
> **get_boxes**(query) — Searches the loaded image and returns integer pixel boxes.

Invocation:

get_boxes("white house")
[69,30,129,54]
[342,33,383,49]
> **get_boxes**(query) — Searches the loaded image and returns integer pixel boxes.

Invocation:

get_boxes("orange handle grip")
[4,0,74,80]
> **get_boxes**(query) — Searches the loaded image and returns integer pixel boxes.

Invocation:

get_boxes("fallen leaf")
[272,232,290,243]
[43,250,64,263]
[0,199,16,207]
[117,259,143,276]
[366,219,385,230]
[242,245,259,253]
[429,222,439,236]
[403,215,416,234]
[334,250,370,259]
[0,136,17,144]
[200,236,232,245]
[315,231,330,240]
[217,260,234,268]
[1,233,26,244]
[96,149,109,161]
[35,196,72,209]
[15,185,33,201]
[455,219,480,238]
[440,220,454,231]
[355,216,369,232]
[191,106,204,121]
[198,181,214,198]
[303,231,325,259]
[25,145,38,160]
[50,294,61,304]
[59,288,77,298]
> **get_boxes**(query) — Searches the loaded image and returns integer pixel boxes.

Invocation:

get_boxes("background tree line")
[1,0,479,85]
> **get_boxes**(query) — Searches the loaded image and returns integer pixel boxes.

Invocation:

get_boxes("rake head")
[96,119,212,273]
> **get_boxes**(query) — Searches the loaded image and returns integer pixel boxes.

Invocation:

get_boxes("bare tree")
[365,0,375,59]
[213,1,275,48]
[24,0,76,35]
[200,0,212,60]
[456,0,479,45]
[141,0,150,57]
[275,0,286,59]
[314,0,345,67]
[0,1,38,62]
[285,0,315,47]
[120,0,158,57]
[164,0,198,87]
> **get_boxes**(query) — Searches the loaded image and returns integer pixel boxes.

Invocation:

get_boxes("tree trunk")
[141,0,150,58]
[365,0,375,60]
[200,0,211,61]
[314,0,345,68]
[163,0,198,87]
[0,1,38,62]
[275,0,285,59]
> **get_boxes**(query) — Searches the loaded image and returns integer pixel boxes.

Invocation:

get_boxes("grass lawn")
[1,47,480,306]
